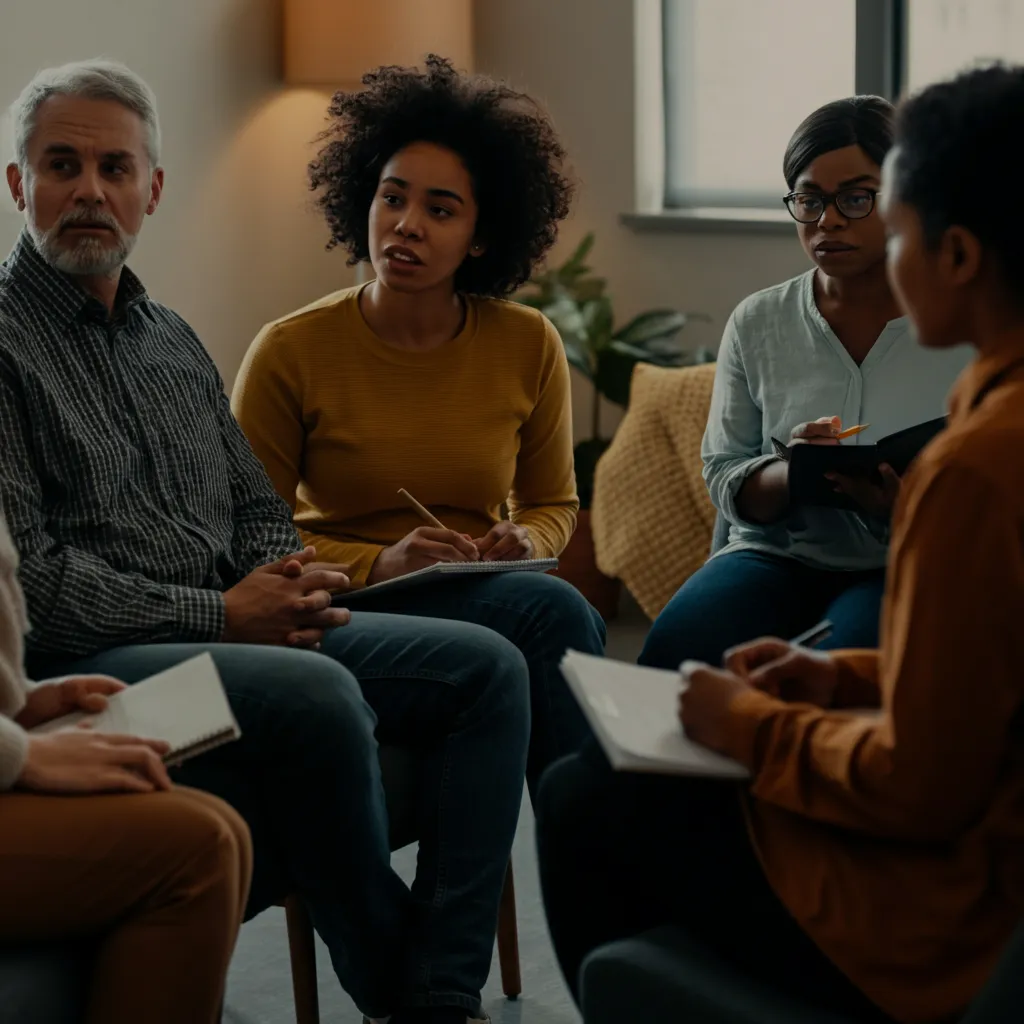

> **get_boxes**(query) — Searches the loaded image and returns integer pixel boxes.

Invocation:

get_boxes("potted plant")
[518,233,713,618]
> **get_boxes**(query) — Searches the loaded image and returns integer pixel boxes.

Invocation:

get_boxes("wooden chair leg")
[284,895,320,1024]
[496,859,522,999]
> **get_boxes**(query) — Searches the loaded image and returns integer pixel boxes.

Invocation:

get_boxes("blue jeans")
[30,611,530,1019]
[639,549,886,669]
[344,570,606,797]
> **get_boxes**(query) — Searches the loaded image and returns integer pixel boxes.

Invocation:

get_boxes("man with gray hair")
[6,60,160,295]
[0,59,529,1024]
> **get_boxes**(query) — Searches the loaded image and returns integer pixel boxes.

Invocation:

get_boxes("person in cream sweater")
[0,516,251,1024]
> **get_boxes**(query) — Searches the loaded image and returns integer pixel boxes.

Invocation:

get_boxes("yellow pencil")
[398,488,447,530]
[836,423,870,440]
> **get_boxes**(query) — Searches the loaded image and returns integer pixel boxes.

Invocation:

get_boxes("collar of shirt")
[949,340,1024,423]
[2,229,148,325]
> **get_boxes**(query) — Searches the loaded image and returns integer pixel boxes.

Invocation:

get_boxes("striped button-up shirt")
[0,231,301,658]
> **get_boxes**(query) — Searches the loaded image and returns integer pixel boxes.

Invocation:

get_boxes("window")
[906,0,1024,91]
[663,0,857,209]
[653,0,1024,219]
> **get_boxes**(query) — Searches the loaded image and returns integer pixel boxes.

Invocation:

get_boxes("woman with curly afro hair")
[233,55,605,1021]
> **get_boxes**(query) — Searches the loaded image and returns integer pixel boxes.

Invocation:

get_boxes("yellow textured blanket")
[591,362,717,619]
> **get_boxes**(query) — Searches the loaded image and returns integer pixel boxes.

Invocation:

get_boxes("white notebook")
[33,653,241,765]
[560,650,749,779]
[333,557,558,605]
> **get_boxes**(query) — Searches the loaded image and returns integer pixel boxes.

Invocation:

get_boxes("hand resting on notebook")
[15,675,172,794]
[367,526,481,584]
[678,662,755,756]
[19,729,172,794]
[14,674,127,729]
[472,521,535,562]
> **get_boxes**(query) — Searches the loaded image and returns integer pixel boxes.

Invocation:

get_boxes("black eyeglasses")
[782,188,879,223]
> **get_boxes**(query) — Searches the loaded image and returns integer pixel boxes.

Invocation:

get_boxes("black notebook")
[771,417,947,509]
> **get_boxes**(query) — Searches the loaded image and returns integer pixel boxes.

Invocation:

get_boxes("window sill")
[620,208,794,235]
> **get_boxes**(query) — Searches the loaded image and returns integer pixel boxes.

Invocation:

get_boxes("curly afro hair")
[308,54,574,298]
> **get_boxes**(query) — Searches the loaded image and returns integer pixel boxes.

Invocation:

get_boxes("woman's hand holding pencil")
[366,489,480,585]
[790,416,869,446]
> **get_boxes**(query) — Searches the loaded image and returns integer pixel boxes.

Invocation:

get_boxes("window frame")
[626,0,905,233]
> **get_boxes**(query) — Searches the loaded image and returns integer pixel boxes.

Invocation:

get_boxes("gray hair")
[8,59,162,169]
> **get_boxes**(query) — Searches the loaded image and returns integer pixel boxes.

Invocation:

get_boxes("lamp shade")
[284,0,474,87]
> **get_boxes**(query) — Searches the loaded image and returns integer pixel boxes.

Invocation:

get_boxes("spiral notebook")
[32,653,240,766]
[560,650,749,779]
[333,557,558,605]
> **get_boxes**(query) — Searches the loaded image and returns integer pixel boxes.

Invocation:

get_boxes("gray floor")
[224,596,650,1024]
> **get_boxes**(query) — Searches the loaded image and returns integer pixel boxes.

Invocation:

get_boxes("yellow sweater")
[232,285,579,586]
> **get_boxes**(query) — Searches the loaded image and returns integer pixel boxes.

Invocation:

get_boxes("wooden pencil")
[398,488,447,530]
[835,423,870,440]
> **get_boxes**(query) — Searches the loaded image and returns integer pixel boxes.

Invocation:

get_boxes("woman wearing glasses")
[638,96,970,670]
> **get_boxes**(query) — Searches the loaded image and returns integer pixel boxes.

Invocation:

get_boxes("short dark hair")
[783,95,895,190]
[308,54,573,298]
[892,63,1024,295]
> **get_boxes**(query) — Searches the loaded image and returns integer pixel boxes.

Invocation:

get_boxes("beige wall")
[474,0,810,438]
[1,0,810,432]
[0,0,356,387]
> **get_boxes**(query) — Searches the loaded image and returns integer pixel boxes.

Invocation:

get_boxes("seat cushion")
[0,944,90,1024]
[580,926,860,1024]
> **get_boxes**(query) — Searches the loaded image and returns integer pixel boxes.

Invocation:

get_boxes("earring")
[471,244,483,254]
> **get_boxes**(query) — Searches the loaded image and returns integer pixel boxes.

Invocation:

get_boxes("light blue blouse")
[701,270,972,571]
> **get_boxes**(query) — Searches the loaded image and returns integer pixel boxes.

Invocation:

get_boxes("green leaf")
[562,232,596,275]
[581,295,614,348]
[608,338,660,363]
[609,339,685,370]
[613,309,689,345]
[572,277,607,303]
[561,335,593,379]
[517,232,712,419]
[637,336,687,361]
[543,294,587,342]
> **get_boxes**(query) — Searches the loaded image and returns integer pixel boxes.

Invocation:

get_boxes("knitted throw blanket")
[592,362,717,619]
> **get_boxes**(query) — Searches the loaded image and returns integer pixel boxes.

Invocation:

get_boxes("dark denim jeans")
[639,549,886,669]
[31,609,530,1019]
[343,570,607,797]
[535,743,893,1022]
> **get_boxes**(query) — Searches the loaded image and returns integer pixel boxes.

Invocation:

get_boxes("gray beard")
[28,221,137,278]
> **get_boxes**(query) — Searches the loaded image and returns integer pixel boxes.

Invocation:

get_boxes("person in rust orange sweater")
[233,56,605,798]
[537,64,1024,1024]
